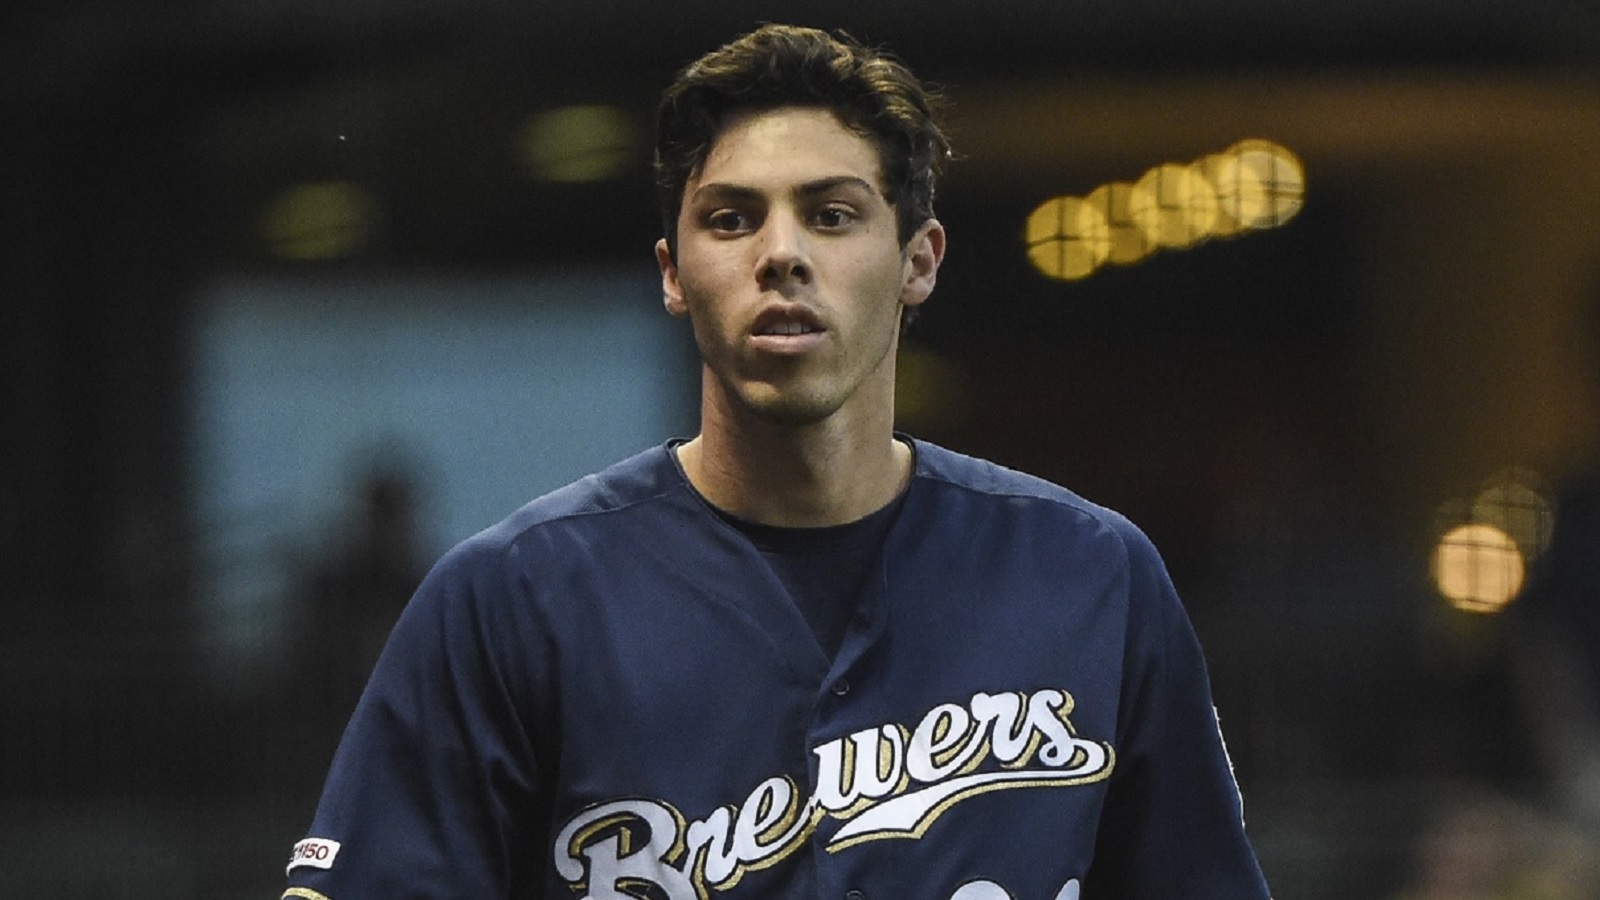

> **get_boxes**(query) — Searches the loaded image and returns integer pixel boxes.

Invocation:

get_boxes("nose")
[756,213,811,289]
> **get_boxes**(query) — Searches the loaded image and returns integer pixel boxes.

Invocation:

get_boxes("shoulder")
[909,439,1158,562]
[428,443,691,585]
[489,443,684,536]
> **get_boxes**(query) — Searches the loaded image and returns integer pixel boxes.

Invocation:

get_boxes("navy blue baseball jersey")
[284,439,1271,900]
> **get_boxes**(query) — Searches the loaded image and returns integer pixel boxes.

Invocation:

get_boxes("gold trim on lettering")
[825,751,1116,853]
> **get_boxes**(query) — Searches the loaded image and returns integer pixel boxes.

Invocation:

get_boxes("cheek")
[855,253,914,315]
[677,248,741,300]
[695,260,761,318]
[675,273,742,348]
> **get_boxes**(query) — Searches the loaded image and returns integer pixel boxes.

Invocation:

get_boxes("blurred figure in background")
[294,464,429,730]
[1390,791,1598,900]
[1512,275,1600,836]
[1513,469,1600,830]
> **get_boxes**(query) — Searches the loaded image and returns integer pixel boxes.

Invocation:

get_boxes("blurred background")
[4,0,1600,896]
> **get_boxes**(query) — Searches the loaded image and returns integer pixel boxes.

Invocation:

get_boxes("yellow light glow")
[1021,139,1305,282]
[260,181,376,260]
[520,105,638,183]
[1086,182,1152,265]
[1128,163,1219,249]
[1433,523,1526,613]
[1207,139,1304,232]
[1471,468,1555,562]
[1025,196,1111,281]
[1199,153,1264,237]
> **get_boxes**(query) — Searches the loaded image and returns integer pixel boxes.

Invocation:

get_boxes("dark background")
[4,1,1600,896]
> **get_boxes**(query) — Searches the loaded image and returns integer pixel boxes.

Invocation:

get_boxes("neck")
[678,387,911,528]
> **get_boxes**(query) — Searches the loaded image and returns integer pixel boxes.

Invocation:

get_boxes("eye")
[706,209,754,234]
[811,205,857,231]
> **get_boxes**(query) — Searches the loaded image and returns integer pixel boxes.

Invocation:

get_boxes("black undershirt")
[716,492,906,659]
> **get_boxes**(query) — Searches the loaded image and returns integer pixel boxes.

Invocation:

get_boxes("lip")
[749,303,827,354]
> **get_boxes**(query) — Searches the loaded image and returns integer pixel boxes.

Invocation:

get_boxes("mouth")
[756,321,821,336]
[751,304,826,338]
[749,305,827,353]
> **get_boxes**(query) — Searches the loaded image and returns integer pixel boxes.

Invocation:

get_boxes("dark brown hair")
[654,24,950,259]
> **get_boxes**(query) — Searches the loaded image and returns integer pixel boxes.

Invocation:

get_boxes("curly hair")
[654,24,950,259]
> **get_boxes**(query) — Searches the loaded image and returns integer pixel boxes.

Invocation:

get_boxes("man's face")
[657,106,943,429]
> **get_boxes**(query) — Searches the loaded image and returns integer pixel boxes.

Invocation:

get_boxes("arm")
[1085,529,1271,899]
[283,535,551,900]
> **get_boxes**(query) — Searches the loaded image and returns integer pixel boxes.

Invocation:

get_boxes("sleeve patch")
[286,837,342,875]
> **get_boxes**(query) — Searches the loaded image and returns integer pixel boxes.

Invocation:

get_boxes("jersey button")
[831,678,851,697]
[846,891,866,900]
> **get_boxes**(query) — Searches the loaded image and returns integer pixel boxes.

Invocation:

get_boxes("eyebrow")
[688,175,881,205]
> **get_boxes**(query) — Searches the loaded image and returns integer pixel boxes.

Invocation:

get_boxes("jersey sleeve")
[1085,524,1272,899]
[283,534,551,900]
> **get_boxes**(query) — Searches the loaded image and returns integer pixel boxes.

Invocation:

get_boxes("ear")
[656,238,689,317]
[899,219,946,309]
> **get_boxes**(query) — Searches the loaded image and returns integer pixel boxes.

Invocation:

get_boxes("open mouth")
[757,322,820,336]
[751,304,826,340]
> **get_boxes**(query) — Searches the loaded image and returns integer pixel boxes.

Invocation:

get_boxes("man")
[283,24,1272,900]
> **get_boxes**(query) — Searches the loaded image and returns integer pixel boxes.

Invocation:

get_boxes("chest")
[528,502,1134,898]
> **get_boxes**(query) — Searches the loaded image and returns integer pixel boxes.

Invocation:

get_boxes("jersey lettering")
[949,878,1081,900]
[553,688,1112,898]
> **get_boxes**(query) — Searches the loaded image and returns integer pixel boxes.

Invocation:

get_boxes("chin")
[740,387,843,428]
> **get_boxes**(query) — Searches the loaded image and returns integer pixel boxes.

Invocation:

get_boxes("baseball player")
[283,24,1272,900]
